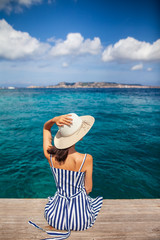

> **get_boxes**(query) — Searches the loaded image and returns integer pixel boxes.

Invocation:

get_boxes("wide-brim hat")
[54,113,95,149]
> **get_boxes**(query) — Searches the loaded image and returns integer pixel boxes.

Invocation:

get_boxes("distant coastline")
[26,81,160,89]
[1,81,160,89]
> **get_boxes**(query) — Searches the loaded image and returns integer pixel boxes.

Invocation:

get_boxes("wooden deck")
[0,199,160,240]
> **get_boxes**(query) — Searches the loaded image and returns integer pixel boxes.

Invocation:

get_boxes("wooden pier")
[0,199,160,240]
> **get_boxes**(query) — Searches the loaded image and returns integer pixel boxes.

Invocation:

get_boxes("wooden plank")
[0,199,160,240]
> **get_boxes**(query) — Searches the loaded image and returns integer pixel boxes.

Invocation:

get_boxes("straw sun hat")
[54,113,95,149]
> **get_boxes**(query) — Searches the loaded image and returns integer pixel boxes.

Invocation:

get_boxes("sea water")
[0,88,160,199]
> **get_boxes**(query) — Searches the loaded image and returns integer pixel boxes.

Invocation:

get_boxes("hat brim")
[54,115,95,149]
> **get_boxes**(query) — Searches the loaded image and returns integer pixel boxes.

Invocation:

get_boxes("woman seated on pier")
[29,113,103,239]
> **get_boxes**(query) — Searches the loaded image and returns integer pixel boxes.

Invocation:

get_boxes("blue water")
[0,88,160,199]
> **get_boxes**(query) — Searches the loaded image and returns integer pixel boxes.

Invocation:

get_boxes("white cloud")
[131,63,143,71]
[62,62,68,68]
[50,33,102,56]
[0,0,42,13]
[102,37,160,62]
[0,19,49,60]
[47,36,57,43]
[0,20,102,61]
[1,18,158,78]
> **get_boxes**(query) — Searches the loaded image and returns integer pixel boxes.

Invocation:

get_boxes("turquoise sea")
[0,88,160,199]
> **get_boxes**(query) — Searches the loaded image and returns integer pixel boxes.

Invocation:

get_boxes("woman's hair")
[47,145,70,163]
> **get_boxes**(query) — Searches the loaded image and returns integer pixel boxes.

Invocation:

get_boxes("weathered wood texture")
[0,199,160,240]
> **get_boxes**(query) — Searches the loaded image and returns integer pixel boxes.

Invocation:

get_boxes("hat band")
[61,120,91,138]
[74,120,91,136]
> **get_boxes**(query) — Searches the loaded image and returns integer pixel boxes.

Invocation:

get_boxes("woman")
[29,113,103,239]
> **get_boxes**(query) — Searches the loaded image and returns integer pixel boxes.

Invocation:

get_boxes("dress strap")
[50,154,54,168]
[79,153,87,172]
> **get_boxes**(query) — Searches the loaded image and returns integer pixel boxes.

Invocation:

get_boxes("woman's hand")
[43,114,73,158]
[53,114,73,127]
[43,114,73,131]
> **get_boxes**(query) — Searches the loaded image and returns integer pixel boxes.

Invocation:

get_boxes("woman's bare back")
[48,151,87,172]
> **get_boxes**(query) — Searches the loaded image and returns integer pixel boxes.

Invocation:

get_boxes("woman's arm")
[43,118,55,159]
[43,114,72,159]
[84,154,93,195]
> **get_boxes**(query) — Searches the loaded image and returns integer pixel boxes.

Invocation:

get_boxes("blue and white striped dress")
[29,153,103,239]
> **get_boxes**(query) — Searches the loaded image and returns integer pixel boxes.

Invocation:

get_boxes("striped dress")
[29,153,103,239]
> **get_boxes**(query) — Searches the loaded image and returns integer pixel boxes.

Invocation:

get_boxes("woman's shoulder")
[77,152,92,158]
[85,153,92,158]
[79,153,93,172]
[84,153,93,165]
[76,152,93,172]
[75,152,92,161]
[71,152,90,166]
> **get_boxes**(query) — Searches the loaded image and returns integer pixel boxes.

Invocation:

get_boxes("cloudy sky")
[0,0,160,87]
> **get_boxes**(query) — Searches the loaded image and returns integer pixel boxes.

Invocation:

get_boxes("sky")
[0,0,160,87]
